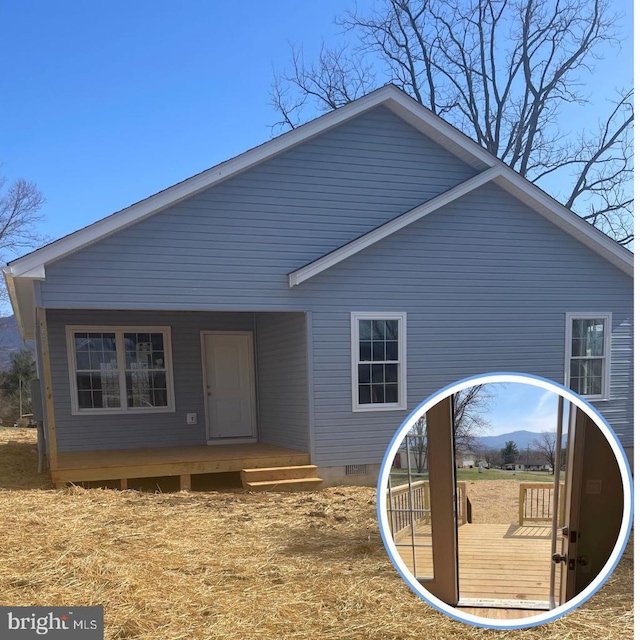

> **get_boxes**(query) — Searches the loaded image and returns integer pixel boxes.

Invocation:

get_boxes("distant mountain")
[474,430,567,452]
[0,315,29,369]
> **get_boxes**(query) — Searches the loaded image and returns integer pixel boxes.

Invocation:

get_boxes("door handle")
[551,552,567,564]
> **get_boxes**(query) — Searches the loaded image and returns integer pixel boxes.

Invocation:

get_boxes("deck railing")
[387,480,468,538]
[457,481,468,526]
[519,482,565,526]
[388,480,430,538]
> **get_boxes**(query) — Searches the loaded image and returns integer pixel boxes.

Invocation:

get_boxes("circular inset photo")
[377,373,632,629]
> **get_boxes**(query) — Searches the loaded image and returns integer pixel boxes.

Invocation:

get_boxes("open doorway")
[382,377,629,623]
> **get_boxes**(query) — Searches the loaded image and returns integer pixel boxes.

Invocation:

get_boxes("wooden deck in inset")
[457,606,548,620]
[395,523,560,607]
[53,443,310,486]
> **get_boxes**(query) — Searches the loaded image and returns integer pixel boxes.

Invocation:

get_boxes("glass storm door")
[387,397,458,605]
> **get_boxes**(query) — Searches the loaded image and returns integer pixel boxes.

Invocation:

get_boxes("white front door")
[202,332,256,441]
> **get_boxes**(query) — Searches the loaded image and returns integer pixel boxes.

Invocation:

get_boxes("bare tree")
[402,385,491,474]
[404,414,428,474]
[531,431,557,472]
[272,0,633,245]
[452,385,491,450]
[0,170,45,306]
[477,446,502,468]
[0,347,36,424]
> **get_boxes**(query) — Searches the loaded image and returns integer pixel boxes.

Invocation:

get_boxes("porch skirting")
[52,443,310,486]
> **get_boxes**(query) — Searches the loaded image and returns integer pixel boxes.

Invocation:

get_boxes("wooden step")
[241,464,319,483]
[243,477,324,492]
[241,464,323,492]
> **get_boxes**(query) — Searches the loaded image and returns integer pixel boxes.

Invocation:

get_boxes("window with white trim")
[351,312,407,411]
[565,313,611,400]
[67,327,175,414]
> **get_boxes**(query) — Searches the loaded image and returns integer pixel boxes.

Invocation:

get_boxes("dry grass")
[465,480,522,524]
[0,428,633,639]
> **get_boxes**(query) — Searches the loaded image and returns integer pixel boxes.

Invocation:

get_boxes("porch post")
[36,307,58,473]
[305,311,315,463]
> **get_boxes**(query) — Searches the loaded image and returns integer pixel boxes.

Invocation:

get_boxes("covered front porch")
[37,308,314,489]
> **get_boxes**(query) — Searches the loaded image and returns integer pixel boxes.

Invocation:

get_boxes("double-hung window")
[351,312,407,411]
[67,326,175,414]
[565,313,611,400]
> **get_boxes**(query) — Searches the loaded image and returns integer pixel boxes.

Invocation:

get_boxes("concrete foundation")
[317,464,381,488]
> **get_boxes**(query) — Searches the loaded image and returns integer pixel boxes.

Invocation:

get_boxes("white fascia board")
[384,99,498,170]
[6,84,631,281]
[289,166,502,287]
[2,268,22,336]
[388,97,633,277]
[3,269,36,341]
[12,265,46,279]
[493,174,633,277]
[6,86,408,278]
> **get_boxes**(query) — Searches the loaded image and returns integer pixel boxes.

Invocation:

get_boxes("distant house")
[3,85,633,490]
[503,451,552,472]
[392,448,428,473]
[520,451,553,472]
[455,449,476,469]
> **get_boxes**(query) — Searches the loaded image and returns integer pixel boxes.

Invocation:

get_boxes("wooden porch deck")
[53,443,310,488]
[395,523,560,609]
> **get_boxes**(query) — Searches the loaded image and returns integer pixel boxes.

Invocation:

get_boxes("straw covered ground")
[0,428,633,639]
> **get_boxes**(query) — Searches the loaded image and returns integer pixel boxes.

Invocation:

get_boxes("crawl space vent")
[345,464,369,476]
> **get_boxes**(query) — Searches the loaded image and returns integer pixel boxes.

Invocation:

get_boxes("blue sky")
[480,383,561,436]
[0,0,633,263]
[0,1,347,246]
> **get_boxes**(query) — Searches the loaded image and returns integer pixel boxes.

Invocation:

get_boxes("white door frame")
[200,330,258,444]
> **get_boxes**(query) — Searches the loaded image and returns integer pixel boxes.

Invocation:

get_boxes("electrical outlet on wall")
[186,413,197,425]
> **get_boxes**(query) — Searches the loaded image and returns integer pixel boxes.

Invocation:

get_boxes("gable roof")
[3,85,633,339]
[4,85,490,280]
[288,162,633,286]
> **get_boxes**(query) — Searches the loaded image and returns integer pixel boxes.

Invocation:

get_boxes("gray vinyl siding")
[38,105,633,462]
[39,106,477,309]
[47,309,256,452]
[255,312,308,451]
[305,182,633,465]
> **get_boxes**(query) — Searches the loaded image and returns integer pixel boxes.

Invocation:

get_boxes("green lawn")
[456,467,557,482]
[387,472,429,487]
[388,467,561,485]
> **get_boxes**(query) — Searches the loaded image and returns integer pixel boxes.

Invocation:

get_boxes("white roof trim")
[6,85,495,279]
[5,84,633,337]
[289,166,502,287]
[289,162,633,286]
[493,173,633,276]
[2,268,22,337]
[3,268,36,341]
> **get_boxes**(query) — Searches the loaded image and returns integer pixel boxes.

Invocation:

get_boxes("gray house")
[4,86,633,489]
